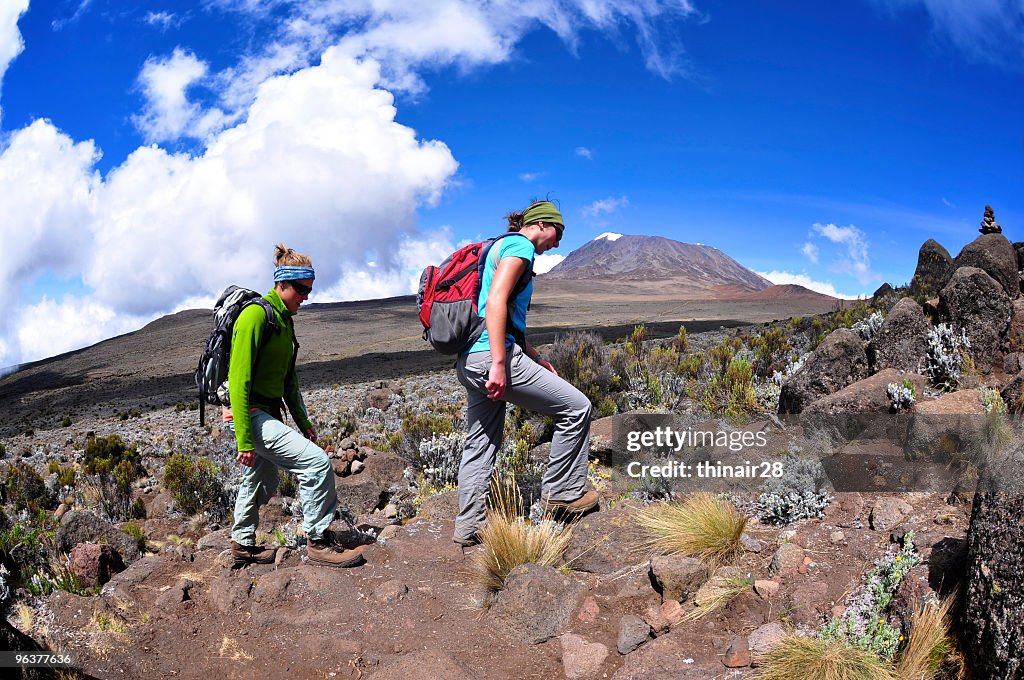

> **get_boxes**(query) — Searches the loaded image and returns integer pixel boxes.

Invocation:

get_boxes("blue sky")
[1,0,1022,368]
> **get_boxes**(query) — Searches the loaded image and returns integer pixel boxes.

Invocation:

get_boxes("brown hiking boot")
[230,541,277,568]
[307,534,365,568]
[542,490,600,516]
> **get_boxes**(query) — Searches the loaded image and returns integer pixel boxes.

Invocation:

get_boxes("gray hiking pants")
[453,344,593,542]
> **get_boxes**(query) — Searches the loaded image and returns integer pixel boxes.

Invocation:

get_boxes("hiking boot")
[307,535,365,568]
[230,541,277,568]
[542,490,600,516]
[453,532,481,547]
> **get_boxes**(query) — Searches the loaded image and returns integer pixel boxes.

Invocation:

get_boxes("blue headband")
[274,265,315,282]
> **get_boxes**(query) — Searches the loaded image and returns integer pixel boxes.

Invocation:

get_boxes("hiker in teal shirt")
[227,243,365,569]
[453,201,599,547]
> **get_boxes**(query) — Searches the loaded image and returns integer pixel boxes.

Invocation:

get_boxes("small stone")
[350,460,365,475]
[740,533,763,553]
[214,549,235,569]
[617,614,650,655]
[769,543,804,576]
[577,595,600,623]
[560,634,608,680]
[374,579,408,604]
[331,458,351,476]
[650,555,706,602]
[339,437,356,451]
[890,527,909,545]
[643,604,669,635]
[274,547,291,566]
[378,525,400,541]
[870,497,913,531]
[830,530,845,543]
[832,604,846,618]
[384,504,399,519]
[660,600,684,626]
[749,622,787,665]
[723,636,750,668]
[54,504,69,520]
[754,580,779,599]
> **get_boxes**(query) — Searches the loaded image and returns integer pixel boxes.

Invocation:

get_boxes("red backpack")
[416,233,534,354]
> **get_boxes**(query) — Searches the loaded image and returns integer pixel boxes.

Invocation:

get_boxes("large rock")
[560,634,609,680]
[910,239,954,297]
[335,452,407,513]
[939,267,1012,370]
[564,505,640,574]
[868,298,929,373]
[804,369,926,415]
[68,543,125,587]
[57,511,141,565]
[779,328,869,414]
[488,563,586,644]
[904,389,986,465]
[962,440,1024,679]
[1007,299,1024,353]
[617,615,651,655]
[869,497,913,531]
[955,232,1019,298]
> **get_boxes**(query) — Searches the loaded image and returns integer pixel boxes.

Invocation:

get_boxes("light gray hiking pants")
[230,410,338,546]
[453,344,593,542]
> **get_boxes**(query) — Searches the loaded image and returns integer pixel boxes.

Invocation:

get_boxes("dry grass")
[752,635,897,680]
[680,575,753,623]
[895,596,962,680]
[219,636,255,662]
[635,492,746,568]
[15,603,34,633]
[472,474,574,593]
[89,611,127,637]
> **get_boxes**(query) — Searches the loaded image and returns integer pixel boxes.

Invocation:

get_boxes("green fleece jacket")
[228,288,312,451]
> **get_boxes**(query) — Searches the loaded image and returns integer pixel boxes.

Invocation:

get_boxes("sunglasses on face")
[548,222,564,241]
[288,280,313,295]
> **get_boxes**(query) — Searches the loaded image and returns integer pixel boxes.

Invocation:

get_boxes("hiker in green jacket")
[227,243,364,569]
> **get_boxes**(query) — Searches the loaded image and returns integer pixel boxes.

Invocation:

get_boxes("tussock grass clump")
[753,635,897,680]
[636,492,746,568]
[472,475,573,593]
[681,574,753,622]
[894,596,961,680]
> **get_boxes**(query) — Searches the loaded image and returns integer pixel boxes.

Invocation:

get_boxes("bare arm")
[485,255,528,399]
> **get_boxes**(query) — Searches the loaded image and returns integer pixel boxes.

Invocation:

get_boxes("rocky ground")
[1,360,976,680]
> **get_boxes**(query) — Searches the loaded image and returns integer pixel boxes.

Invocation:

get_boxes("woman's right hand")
[237,450,256,467]
[486,360,507,400]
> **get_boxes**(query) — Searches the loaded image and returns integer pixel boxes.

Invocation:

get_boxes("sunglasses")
[288,280,313,295]
[547,222,564,241]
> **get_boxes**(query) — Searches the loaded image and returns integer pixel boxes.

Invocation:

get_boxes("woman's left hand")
[305,427,318,442]
[537,358,558,376]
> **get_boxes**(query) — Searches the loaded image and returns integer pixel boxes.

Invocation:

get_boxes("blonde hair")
[274,243,312,267]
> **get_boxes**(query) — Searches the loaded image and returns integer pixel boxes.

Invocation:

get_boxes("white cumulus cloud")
[0,0,705,367]
[583,195,629,217]
[0,0,28,125]
[756,271,864,300]
[533,253,565,274]
[811,222,875,285]
[575,146,593,159]
[801,241,819,263]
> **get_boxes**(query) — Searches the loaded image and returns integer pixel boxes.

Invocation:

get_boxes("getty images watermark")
[607,412,1024,493]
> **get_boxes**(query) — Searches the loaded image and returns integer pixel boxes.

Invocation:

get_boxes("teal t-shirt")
[466,234,535,354]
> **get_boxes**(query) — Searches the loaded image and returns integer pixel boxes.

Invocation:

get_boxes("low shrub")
[2,462,53,512]
[755,449,831,525]
[548,331,615,414]
[163,453,224,517]
[926,324,970,392]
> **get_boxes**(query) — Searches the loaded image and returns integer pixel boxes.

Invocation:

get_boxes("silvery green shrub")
[853,311,884,341]
[418,432,465,486]
[886,381,915,412]
[926,323,970,391]
[755,449,831,524]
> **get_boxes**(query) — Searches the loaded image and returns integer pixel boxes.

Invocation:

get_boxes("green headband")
[521,201,564,228]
